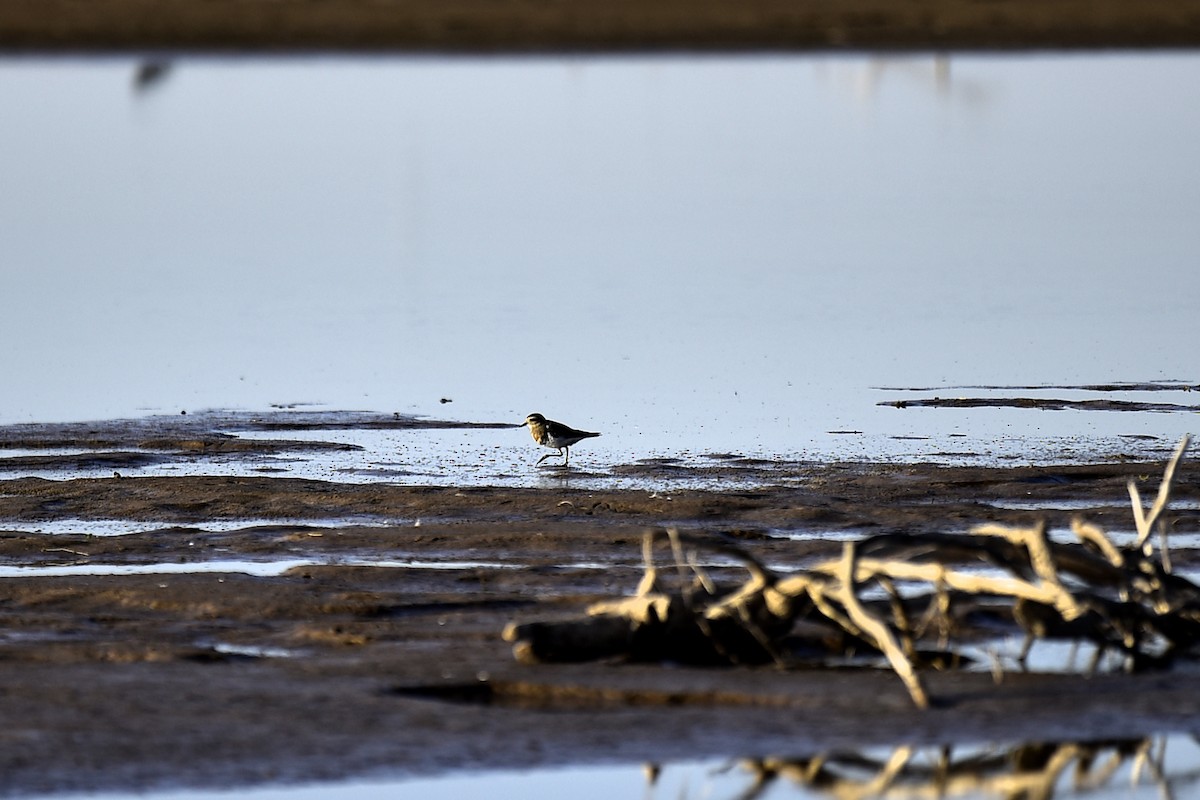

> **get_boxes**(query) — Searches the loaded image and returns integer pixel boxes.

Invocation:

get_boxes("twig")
[1131,434,1191,554]
[972,523,1083,620]
[634,530,659,597]
[810,556,1075,613]
[1071,518,1124,568]
[666,528,691,587]
[878,575,918,663]
[42,547,89,557]
[836,542,929,709]
[1159,520,1173,575]
[863,745,915,796]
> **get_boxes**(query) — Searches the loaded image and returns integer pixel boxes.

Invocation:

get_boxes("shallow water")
[0,408,1188,493]
[0,514,423,536]
[0,558,536,578]
[50,734,1200,799]
[1,53,1198,459]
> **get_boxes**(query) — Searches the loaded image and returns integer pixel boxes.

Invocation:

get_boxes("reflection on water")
[132,59,173,93]
[63,735,1200,799]
[1,54,1197,461]
[815,55,964,103]
[726,738,1200,800]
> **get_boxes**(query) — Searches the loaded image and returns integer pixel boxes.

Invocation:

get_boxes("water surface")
[1,54,1197,460]
[54,735,1200,800]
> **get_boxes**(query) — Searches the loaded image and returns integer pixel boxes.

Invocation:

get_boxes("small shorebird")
[520,413,600,466]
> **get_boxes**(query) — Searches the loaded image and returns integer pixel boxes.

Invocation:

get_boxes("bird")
[520,413,600,466]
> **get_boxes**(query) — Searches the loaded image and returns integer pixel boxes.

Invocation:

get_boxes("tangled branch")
[503,436,1195,707]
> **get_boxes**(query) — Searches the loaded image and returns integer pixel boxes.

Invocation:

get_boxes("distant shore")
[3,0,1200,52]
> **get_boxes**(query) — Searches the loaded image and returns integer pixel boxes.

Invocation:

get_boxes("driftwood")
[503,436,1196,708]
[505,529,803,668]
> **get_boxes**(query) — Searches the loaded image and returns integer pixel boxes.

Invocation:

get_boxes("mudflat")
[1,412,1198,794]
[5,1,1198,789]
[2,0,1200,51]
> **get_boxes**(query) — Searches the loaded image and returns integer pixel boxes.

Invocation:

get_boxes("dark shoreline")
[3,0,1200,53]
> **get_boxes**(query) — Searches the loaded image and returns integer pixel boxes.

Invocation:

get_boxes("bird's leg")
[564,447,570,466]
[537,449,568,466]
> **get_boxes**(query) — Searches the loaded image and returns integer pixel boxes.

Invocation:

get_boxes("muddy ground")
[1,412,1199,795]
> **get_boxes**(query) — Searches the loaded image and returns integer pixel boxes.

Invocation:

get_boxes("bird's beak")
[518,420,528,427]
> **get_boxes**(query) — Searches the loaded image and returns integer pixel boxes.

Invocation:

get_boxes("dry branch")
[835,541,929,708]
[504,436,1196,707]
[1131,434,1190,555]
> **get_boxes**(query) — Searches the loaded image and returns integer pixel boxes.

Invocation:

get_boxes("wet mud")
[882,396,1200,412]
[1,412,1199,794]
[878,381,1200,413]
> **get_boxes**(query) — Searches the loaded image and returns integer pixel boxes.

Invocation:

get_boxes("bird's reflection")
[132,59,173,94]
